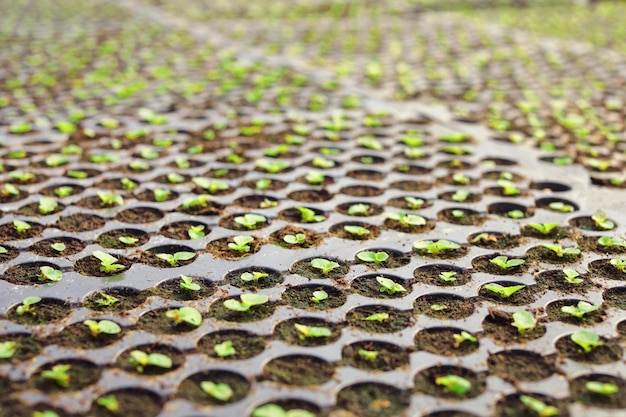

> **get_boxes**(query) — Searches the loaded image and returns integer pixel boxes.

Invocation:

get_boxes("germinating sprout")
[519,395,559,417]
[94,292,119,307]
[343,225,370,237]
[83,319,122,336]
[0,341,18,359]
[310,258,340,274]
[610,258,626,273]
[489,256,525,270]
[38,197,58,215]
[241,271,269,282]
[165,306,202,327]
[511,311,537,334]
[585,381,619,396]
[358,349,379,362]
[438,271,458,282]
[540,243,580,257]
[128,350,172,373]
[561,301,599,319]
[96,395,119,412]
[294,323,332,339]
[413,239,460,256]
[591,210,615,230]
[526,222,560,235]
[192,177,229,194]
[223,294,269,312]
[41,364,71,388]
[310,290,328,303]
[252,404,315,417]
[385,211,426,227]
[571,329,603,352]
[362,312,389,322]
[119,236,138,245]
[347,203,370,216]
[13,219,31,233]
[96,191,124,207]
[180,275,200,291]
[597,236,626,248]
[155,251,196,267]
[92,251,125,273]
[482,283,526,298]
[357,251,389,264]
[376,276,406,294]
[234,213,267,230]
[563,268,583,284]
[295,206,325,223]
[16,296,41,315]
[283,233,306,245]
[39,266,62,282]
[200,381,233,401]
[214,340,236,358]
[404,196,425,209]
[452,331,477,346]
[435,375,471,395]
[228,236,254,252]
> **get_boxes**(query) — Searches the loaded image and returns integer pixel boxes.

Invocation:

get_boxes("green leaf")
[200,381,233,401]
[0,341,17,359]
[435,375,471,395]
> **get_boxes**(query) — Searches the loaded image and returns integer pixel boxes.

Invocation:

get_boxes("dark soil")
[339,185,384,197]
[390,180,433,192]
[96,228,149,248]
[232,194,279,208]
[115,207,164,224]
[0,221,45,240]
[17,201,65,216]
[588,258,626,280]
[197,329,267,361]
[414,327,479,356]
[269,225,325,248]
[335,202,384,216]
[520,224,571,240]
[89,388,163,417]
[177,370,250,405]
[328,221,381,240]
[116,344,184,375]
[83,287,147,311]
[535,269,596,293]
[341,340,409,371]
[487,350,555,382]
[413,264,471,287]
[224,267,283,290]
[176,199,224,215]
[346,305,413,333]
[495,392,570,417]
[7,297,71,325]
[278,206,326,224]
[414,294,474,320]
[134,189,179,202]
[602,286,626,309]
[263,355,335,386]
[282,284,346,311]
[55,213,105,232]
[74,254,132,277]
[383,217,436,234]
[437,208,486,225]
[0,245,20,263]
[274,317,341,347]
[288,189,334,203]
[467,232,521,249]
[32,359,101,393]
[52,321,124,349]
[336,382,410,417]
[0,332,44,362]
[385,195,433,210]
[414,365,486,399]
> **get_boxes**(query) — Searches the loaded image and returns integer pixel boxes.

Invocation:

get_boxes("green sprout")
[376,276,407,294]
[438,271,458,282]
[228,236,254,252]
[180,275,201,291]
[347,203,370,216]
[305,171,325,185]
[16,296,41,315]
[561,301,599,319]
[585,381,619,396]
[234,213,267,229]
[295,206,326,223]
[526,223,560,235]
[241,271,269,282]
[10,171,34,182]
[256,159,290,173]
[255,179,271,191]
[96,191,124,207]
[540,243,581,257]
[2,183,20,196]
[153,188,171,202]
[482,283,526,298]
[404,196,425,209]
[591,211,615,230]
[357,136,383,150]
[83,319,121,336]
[200,381,233,401]
[39,266,62,282]
[265,144,290,157]
[182,195,213,210]
[155,251,196,267]
[497,179,521,196]
[358,349,379,362]
[489,256,525,270]
[451,189,471,202]
[41,364,71,388]
[519,395,559,417]
[549,201,574,213]
[571,329,603,352]
[0,341,18,359]
[192,177,229,194]
[310,258,340,274]
[439,132,469,143]
[119,236,138,245]
[214,340,236,358]
[38,197,59,215]
[223,294,269,312]
[357,251,389,264]
[283,233,306,245]
[385,211,426,227]
[430,304,448,311]
[92,251,125,273]
[165,306,202,327]
[128,350,172,373]
[597,236,626,248]
[511,311,537,334]
[507,210,525,219]
[363,312,389,322]
[96,395,119,412]
[453,331,477,346]
[13,220,31,233]
[610,258,626,273]
[435,375,471,396]
[167,173,185,184]
[294,323,332,339]
[260,198,278,209]
[94,292,119,307]
[563,269,583,284]
[252,404,315,417]
[413,240,460,256]
[343,225,370,237]
[310,290,328,303]
[452,173,470,185]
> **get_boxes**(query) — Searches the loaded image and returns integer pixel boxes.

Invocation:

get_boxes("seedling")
[260,198,277,208]
[41,364,71,388]
[255,179,271,191]
[294,323,332,339]
[16,296,41,315]
[561,301,599,319]
[281,230,305,245]
[452,189,470,202]
[439,271,458,282]
[119,236,138,245]
[93,251,125,273]
[0,340,17,359]
[357,251,389,264]
[585,381,619,396]
[439,132,469,143]
[165,306,202,327]
[511,311,537,334]
[430,304,448,311]
[452,172,470,185]
[489,256,525,270]
[591,211,615,230]
[94,292,119,307]
[83,319,121,336]
[519,395,559,417]
[128,350,172,373]
[563,269,583,284]
[223,294,269,312]
[34,411,60,417]
[597,236,626,248]
[241,271,269,282]
[540,243,581,257]
[610,258,626,273]
[483,283,525,298]
[96,191,124,206]
[214,340,236,358]
[358,349,379,362]
[295,206,325,223]
[182,195,212,209]
[526,223,560,235]
[347,203,370,216]
[2,183,19,196]
[453,331,477,346]
[472,233,499,244]
[97,395,119,412]
[192,177,229,194]
[38,197,58,215]
[252,404,315,417]
[507,210,525,219]
[167,173,185,184]
[155,251,195,267]
[13,220,31,233]
[200,381,233,401]
[180,275,201,291]
[376,276,407,294]
[10,171,34,182]
[256,159,290,173]
[0,246,6,254]
[39,266,62,282]
[571,329,602,352]
[404,196,425,209]
[234,213,267,229]
[343,225,370,237]
[413,240,461,256]
[549,201,574,213]
[228,236,254,252]
[153,188,170,202]
[435,375,471,396]
[385,211,426,227]
[120,177,137,190]
[310,258,340,274]
[497,179,521,196]
[310,290,328,303]
[363,312,389,322]
[305,171,325,185]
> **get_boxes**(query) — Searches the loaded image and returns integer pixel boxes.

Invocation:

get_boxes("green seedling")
[452,173,470,185]
[305,171,325,185]
[343,225,370,237]
[96,395,119,412]
[294,323,332,339]
[129,161,149,171]
[10,171,34,182]
[153,188,170,202]
[90,153,119,164]
[83,319,121,336]
[489,256,525,270]
[439,132,469,143]
[451,189,471,202]
[549,201,574,213]
[435,375,471,396]
[311,157,335,169]
[598,236,626,248]
[16,296,41,315]
[430,304,448,311]
[192,177,229,194]
[165,306,202,327]
[39,266,62,282]
[526,223,560,235]
[96,191,123,207]
[358,349,379,362]
[310,290,328,303]
[283,232,306,245]
[38,197,58,214]
[234,213,267,230]
[0,246,6,254]
[439,271,458,282]
[357,251,389,264]
[519,395,559,417]
[561,301,599,319]
[119,236,138,245]
[139,148,159,160]
[93,251,125,273]
[256,179,271,191]
[180,275,200,291]
[310,258,340,274]
[413,240,460,256]
[497,179,521,196]
[41,364,71,388]
[155,251,195,267]
[571,329,602,352]
[0,341,17,359]
[472,233,500,244]
[585,381,619,396]
[363,312,389,322]
[295,206,325,223]
[610,258,626,273]
[563,269,583,284]
[265,144,290,157]
[404,196,425,209]
[453,331,477,346]
[241,271,269,282]
[200,381,233,401]
[252,404,315,417]
[34,410,60,417]
[9,121,33,134]
[128,350,172,373]
[167,173,185,184]
[2,183,20,196]
[511,311,537,334]
[540,244,581,257]
[483,283,526,298]
[592,211,615,230]
[95,292,119,307]
[507,210,525,219]
[385,211,426,227]
[120,177,137,191]
[182,195,212,210]
[51,242,66,252]
[214,340,236,358]
[404,148,426,159]
[260,198,277,208]
[256,159,290,173]
[13,220,31,233]
[228,236,254,252]
[376,276,407,294]
[347,203,370,216]
[357,136,383,150]
[223,294,269,312]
